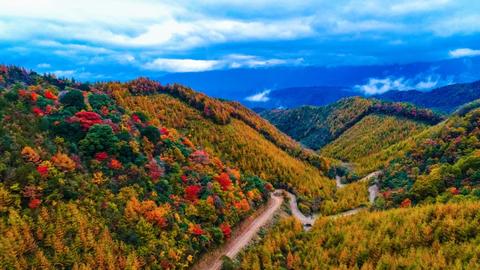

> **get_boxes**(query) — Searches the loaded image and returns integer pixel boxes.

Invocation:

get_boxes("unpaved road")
[193,171,382,270]
[335,175,345,188]
[284,191,317,226]
[337,171,381,204]
[362,171,381,203]
[193,192,284,270]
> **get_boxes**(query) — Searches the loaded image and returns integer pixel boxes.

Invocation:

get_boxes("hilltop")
[0,65,373,269]
[262,97,443,150]
[0,66,274,269]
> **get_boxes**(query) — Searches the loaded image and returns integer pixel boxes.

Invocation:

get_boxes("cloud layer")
[355,75,451,95]
[1,0,480,78]
[450,48,480,58]
[245,89,271,102]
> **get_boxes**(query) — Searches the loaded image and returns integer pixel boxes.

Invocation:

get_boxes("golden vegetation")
[320,180,369,215]
[114,91,335,202]
[238,202,480,269]
[321,114,428,176]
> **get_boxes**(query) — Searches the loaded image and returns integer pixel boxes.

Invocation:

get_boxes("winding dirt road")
[193,171,382,270]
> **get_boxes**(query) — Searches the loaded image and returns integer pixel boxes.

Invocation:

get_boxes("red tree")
[36,165,49,177]
[220,223,231,238]
[95,152,109,161]
[28,198,41,209]
[400,198,412,208]
[185,185,201,202]
[68,111,103,130]
[44,90,58,100]
[215,173,232,191]
[109,159,122,170]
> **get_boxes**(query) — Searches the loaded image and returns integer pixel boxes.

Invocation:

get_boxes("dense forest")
[111,82,337,213]
[235,87,480,270]
[238,202,480,269]
[321,114,430,179]
[261,97,443,150]
[112,81,373,215]
[0,66,274,269]
[3,64,480,270]
[376,104,480,209]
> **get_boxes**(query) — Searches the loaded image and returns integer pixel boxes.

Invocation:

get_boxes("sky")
[1,0,480,81]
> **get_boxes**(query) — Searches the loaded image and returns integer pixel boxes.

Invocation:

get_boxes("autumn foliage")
[0,66,270,269]
[68,111,103,130]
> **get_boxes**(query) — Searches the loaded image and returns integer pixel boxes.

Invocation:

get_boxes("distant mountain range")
[160,56,480,107]
[251,79,480,114]
[243,86,359,109]
[374,80,480,113]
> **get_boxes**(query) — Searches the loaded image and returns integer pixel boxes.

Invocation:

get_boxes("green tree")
[79,124,119,156]
[60,90,86,110]
[141,126,161,144]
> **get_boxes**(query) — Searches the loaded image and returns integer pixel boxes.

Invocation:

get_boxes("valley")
[195,170,382,270]
[2,64,480,270]
[3,1,480,269]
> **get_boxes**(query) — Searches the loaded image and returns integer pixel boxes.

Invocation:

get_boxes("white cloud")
[224,54,302,68]
[356,75,442,95]
[449,48,480,58]
[415,78,439,89]
[0,1,314,51]
[52,69,76,77]
[49,68,107,80]
[143,55,299,72]
[342,0,452,16]
[332,20,403,34]
[390,0,451,14]
[356,77,410,95]
[430,15,480,36]
[115,54,136,64]
[37,63,51,68]
[245,89,271,102]
[143,58,220,72]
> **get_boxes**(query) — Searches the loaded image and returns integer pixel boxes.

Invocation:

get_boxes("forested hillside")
[238,202,480,269]
[376,106,480,209]
[262,97,442,151]
[235,94,480,270]
[0,66,273,269]
[262,97,443,178]
[111,80,338,213]
[320,114,430,178]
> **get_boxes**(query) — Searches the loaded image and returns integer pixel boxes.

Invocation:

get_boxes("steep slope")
[320,114,429,176]
[235,99,480,270]
[111,81,336,212]
[376,80,480,113]
[0,66,272,269]
[262,97,443,151]
[376,107,480,209]
[238,202,480,269]
[320,114,428,161]
[261,97,373,149]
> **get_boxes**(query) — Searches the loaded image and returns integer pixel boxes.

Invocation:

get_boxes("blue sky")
[1,0,480,81]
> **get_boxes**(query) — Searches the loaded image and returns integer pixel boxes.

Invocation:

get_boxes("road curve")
[193,192,284,270]
[283,191,318,229]
[193,171,382,270]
